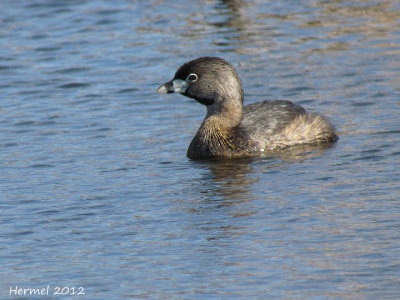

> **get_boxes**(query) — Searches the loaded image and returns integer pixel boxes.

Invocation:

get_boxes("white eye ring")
[186,73,198,82]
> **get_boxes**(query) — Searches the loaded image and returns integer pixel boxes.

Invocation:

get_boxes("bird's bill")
[157,79,188,94]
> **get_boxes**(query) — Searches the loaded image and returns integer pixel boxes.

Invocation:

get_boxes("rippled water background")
[1,0,400,299]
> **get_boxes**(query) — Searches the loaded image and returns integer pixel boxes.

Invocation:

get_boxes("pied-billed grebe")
[157,57,338,159]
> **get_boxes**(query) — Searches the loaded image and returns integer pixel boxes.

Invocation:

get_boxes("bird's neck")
[205,98,243,130]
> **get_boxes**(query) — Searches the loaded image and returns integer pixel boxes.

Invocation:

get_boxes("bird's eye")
[186,73,198,82]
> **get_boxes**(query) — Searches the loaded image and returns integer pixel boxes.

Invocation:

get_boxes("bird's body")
[157,57,338,159]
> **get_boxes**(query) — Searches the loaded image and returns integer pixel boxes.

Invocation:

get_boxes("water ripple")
[59,82,91,89]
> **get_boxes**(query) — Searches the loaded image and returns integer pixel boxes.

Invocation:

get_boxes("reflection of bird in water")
[158,57,338,159]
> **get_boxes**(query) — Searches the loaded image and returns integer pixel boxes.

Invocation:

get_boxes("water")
[1,0,400,298]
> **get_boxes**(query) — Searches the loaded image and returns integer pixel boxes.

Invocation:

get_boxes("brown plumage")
[157,57,338,159]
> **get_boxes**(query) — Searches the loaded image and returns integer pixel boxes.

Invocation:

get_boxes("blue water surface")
[1,0,400,299]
